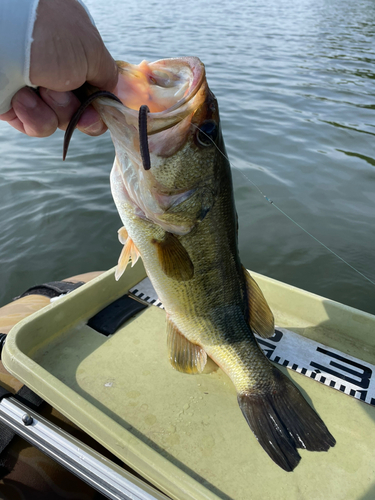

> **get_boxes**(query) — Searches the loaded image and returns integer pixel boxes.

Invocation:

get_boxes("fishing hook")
[138,104,151,170]
[63,90,123,160]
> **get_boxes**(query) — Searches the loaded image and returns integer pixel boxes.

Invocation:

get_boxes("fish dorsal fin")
[167,318,207,374]
[243,267,275,338]
[152,232,194,281]
[115,227,141,281]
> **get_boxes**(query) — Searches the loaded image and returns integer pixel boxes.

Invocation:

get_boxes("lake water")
[0,0,374,314]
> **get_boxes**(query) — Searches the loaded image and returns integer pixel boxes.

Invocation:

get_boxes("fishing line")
[190,121,375,287]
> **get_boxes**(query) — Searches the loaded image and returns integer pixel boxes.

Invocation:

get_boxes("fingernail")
[18,90,38,109]
[83,120,105,134]
[46,90,70,106]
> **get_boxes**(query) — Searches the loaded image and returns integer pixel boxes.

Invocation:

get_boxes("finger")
[76,105,107,136]
[12,88,58,137]
[0,108,17,122]
[0,108,28,135]
[38,88,107,136]
[39,88,81,131]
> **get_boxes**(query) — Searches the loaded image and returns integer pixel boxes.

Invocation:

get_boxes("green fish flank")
[86,57,336,471]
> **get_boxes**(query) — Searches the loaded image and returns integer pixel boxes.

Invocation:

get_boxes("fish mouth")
[114,57,206,132]
[91,57,208,164]
[63,57,208,162]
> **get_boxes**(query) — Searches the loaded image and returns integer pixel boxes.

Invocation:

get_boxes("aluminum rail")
[0,396,169,500]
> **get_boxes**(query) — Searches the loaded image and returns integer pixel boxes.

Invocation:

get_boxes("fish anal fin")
[152,232,194,281]
[167,318,207,374]
[238,366,335,472]
[115,234,141,281]
[243,266,274,338]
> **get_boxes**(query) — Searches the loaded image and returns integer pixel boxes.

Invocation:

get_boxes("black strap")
[13,281,85,300]
[87,294,148,336]
[0,334,6,359]
[0,424,14,479]
[0,385,12,401]
[0,384,44,478]
[14,385,44,410]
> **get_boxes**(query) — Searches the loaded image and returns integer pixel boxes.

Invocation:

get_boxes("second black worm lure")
[64,92,152,171]
[138,105,151,171]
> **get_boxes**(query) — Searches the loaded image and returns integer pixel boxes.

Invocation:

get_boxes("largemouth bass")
[66,57,335,471]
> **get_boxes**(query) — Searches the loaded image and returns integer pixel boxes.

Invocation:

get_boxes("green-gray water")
[0,0,374,313]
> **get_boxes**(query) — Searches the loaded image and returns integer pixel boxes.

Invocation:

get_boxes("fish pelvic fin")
[243,267,275,338]
[238,366,335,472]
[115,227,141,281]
[118,226,128,245]
[152,232,194,281]
[167,318,207,374]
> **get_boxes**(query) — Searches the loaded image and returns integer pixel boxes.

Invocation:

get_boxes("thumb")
[86,44,119,92]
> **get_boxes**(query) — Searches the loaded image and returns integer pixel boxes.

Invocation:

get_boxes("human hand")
[0,0,118,137]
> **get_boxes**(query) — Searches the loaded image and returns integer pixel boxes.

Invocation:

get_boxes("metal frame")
[0,396,169,500]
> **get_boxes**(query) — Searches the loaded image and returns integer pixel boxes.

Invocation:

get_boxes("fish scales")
[65,57,335,472]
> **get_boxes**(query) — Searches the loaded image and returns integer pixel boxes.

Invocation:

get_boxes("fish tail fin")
[238,366,336,472]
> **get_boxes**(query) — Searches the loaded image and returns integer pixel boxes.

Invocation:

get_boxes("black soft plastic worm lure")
[63,90,122,161]
[63,91,151,171]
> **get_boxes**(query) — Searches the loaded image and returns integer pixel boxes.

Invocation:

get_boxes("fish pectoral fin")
[117,226,128,245]
[115,234,141,281]
[243,266,275,338]
[238,366,335,472]
[167,318,207,374]
[152,232,194,281]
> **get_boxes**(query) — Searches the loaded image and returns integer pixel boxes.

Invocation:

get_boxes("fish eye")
[196,120,218,147]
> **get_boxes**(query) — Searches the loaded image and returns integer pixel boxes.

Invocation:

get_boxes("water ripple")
[0,0,374,313]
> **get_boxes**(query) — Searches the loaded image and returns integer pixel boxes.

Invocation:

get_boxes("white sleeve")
[0,0,39,114]
[0,0,94,115]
